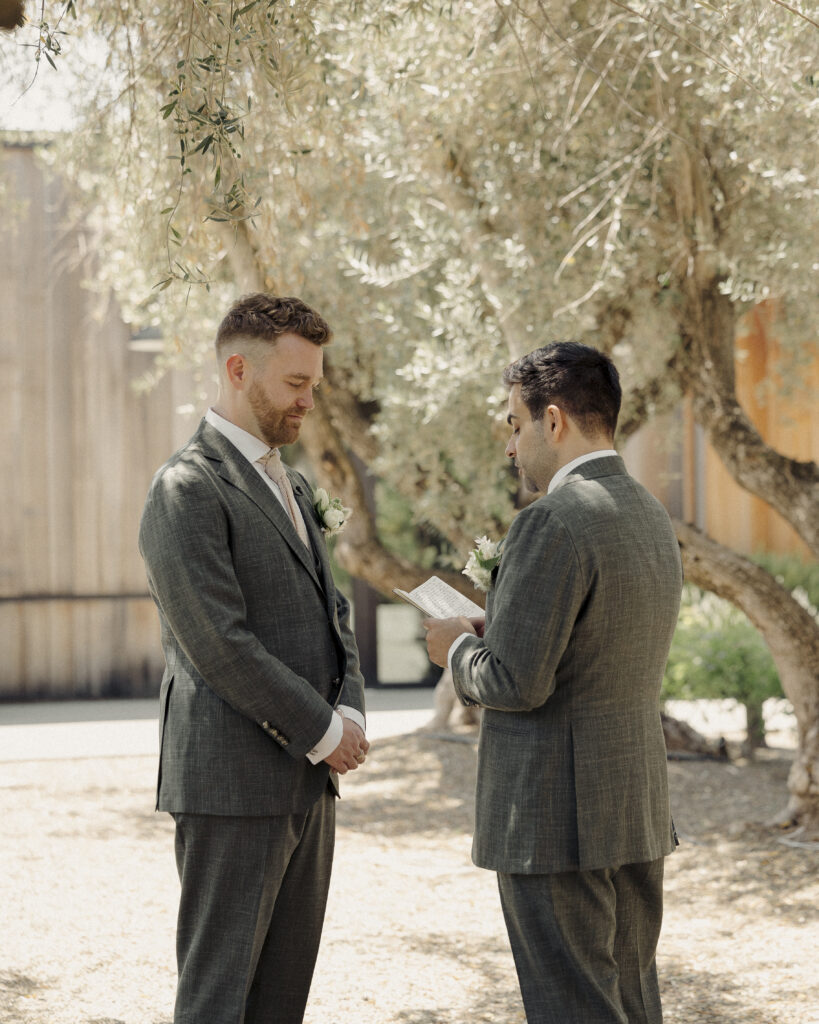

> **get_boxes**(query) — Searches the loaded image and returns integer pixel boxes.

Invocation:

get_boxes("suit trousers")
[497,859,665,1024]
[171,790,335,1024]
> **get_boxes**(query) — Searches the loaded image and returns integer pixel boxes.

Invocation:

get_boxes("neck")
[559,437,613,468]
[212,399,258,440]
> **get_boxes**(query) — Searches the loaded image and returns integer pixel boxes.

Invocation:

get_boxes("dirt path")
[1,731,817,1024]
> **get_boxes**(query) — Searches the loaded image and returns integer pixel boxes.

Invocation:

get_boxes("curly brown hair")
[215,293,332,352]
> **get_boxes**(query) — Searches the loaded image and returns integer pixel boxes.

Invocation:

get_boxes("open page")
[393,575,484,619]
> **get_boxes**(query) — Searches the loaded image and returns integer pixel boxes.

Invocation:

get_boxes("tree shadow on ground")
[667,749,793,833]
[386,931,524,1024]
[0,970,48,1019]
[667,829,819,927]
[338,732,477,840]
[661,961,793,1024]
[667,751,819,927]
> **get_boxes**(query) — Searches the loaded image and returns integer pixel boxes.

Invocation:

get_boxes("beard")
[520,470,542,494]
[516,433,558,495]
[247,379,305,448]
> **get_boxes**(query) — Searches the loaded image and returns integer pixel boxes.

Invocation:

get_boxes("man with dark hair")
[140,293,368,1024]
[424,342,682,1024]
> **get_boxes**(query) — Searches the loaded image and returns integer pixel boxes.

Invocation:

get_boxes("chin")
[262,422,301,447]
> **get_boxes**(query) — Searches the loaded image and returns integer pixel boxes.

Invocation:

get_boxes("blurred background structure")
[0,138,196,698]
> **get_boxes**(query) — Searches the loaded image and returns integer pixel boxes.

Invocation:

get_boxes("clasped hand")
[324,717,369,774]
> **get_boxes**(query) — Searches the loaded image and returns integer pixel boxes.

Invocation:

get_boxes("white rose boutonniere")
[314,487,352,537]
[463,535,504,592]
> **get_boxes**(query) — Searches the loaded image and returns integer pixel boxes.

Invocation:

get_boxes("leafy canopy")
[4,0,818,554]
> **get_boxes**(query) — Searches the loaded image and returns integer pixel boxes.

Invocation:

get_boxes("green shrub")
[663,555,819,751]
[663,586,783,751]
[751,551,819,609]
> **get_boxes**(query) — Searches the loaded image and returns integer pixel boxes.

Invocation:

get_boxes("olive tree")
[4,0,818,828]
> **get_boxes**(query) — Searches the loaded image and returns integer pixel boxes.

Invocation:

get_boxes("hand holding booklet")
[393,575,485,619]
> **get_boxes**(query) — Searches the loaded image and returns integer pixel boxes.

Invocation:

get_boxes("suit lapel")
[195,421,324,590]
[292,476,331,585]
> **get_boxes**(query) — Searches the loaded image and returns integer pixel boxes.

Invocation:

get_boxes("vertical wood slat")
[0,141,198,699]
[703,304,816,558]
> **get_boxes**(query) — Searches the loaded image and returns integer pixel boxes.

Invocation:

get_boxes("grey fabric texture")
[139,417,366,816]
[172,794,335,1024]
[451,456,683,873]
[498,859,665,1024]
[140,418,365,1024]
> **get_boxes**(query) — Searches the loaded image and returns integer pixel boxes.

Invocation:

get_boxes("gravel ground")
[1,725,818,1024]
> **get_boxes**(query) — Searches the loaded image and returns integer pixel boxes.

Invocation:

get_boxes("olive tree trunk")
[676,522,819,829]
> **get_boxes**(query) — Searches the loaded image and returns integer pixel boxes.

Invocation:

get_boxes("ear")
[545,404,568,439]
[224,353,251,390]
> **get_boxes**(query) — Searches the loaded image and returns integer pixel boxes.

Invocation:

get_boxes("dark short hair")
[502,342,621,438]
[215,293,332,351]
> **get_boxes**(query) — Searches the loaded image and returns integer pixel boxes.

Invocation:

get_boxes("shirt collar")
[205,407,271,466]
[547,450,619,494]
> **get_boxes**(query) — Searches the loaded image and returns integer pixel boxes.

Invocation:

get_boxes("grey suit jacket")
[452,456,682,874]
[139,419,365,817]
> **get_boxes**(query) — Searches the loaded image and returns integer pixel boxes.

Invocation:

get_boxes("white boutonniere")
[314,487,352,537]
[463,535,504,592]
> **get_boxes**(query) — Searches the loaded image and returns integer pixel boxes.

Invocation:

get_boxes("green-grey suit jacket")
[452,456,682,874]
[139,419,365,817]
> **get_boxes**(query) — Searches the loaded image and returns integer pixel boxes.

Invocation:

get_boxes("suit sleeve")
[334,587,366,722]
[139,460,335,759]
[451,503,586,712]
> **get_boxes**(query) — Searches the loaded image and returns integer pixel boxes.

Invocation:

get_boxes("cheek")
[264,385,290,410]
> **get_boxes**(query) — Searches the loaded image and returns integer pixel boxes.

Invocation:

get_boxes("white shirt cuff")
[337,704,366,733]
[306,705,366,764]
[447,632,473,672]
[307,712,344,764]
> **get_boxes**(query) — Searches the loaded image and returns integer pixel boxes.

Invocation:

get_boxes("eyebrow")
[286,373,324,383]
[506,412,519,425]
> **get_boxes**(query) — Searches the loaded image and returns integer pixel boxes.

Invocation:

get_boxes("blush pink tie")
[261,448,310,547]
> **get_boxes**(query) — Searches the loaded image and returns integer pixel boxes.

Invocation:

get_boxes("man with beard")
[424,343,682,1024]
[139,293,368,1024]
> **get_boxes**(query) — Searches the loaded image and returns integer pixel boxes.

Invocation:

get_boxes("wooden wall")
[0,141,200,699]
[624,305,817,559]
[702,304,818,557]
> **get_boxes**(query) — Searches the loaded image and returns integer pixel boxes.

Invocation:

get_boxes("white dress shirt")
[446,450,619,670]
[204,408,365,762]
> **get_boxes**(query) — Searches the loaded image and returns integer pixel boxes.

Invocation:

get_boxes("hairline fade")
[215,293,332,354]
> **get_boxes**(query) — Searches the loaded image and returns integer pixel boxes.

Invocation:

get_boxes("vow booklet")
[393,575,484,619]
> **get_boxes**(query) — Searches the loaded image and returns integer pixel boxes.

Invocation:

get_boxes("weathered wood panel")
[624,307,816,559]
[0,140,200,699]
[703,304,817,558]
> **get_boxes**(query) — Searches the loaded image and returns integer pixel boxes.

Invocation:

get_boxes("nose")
[505,437,516,459]
[297,388,315,411]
